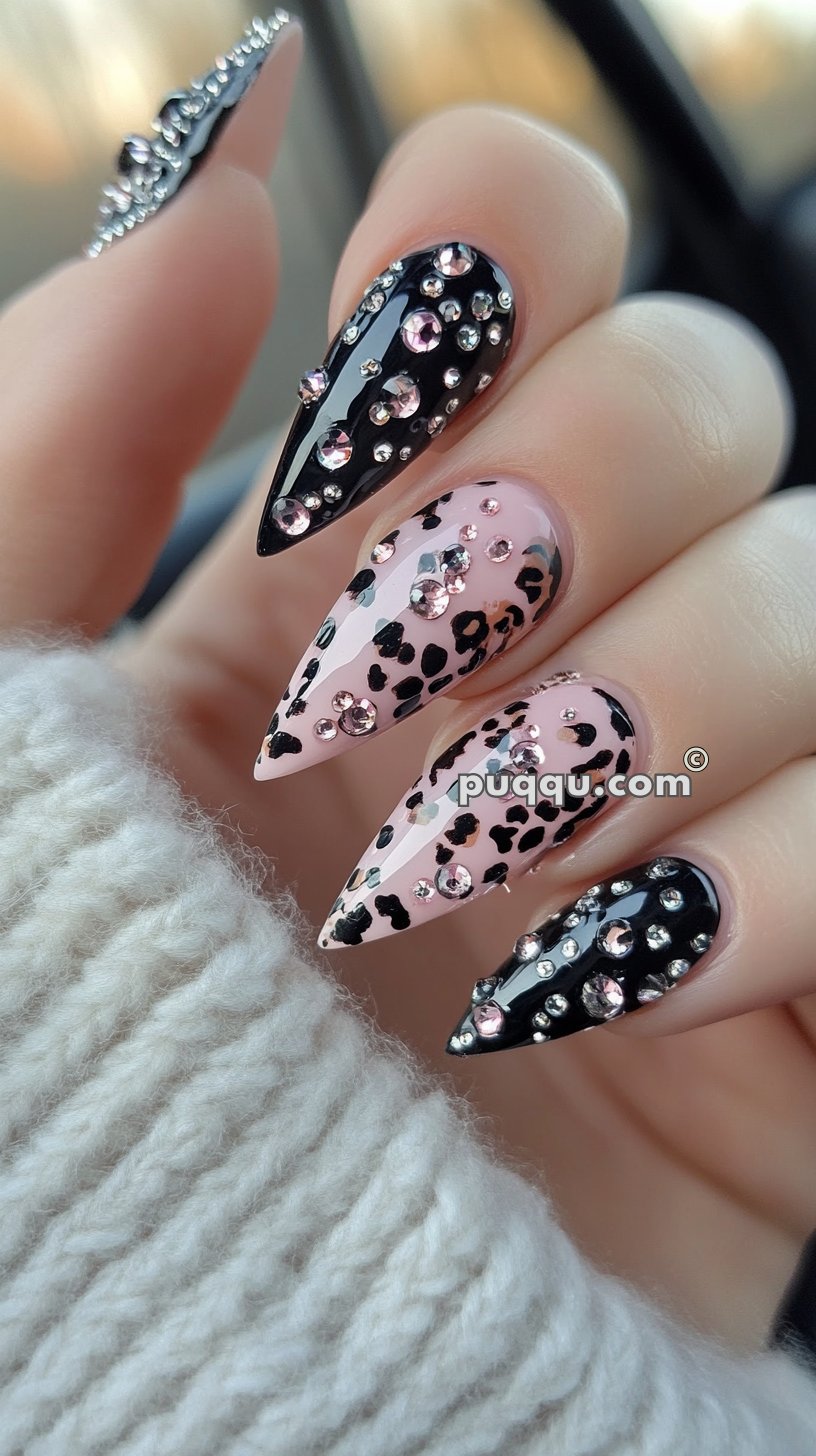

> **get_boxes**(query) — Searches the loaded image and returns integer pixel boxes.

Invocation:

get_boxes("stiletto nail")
[447,856,721,1055]
[256,244,516,555]
[318,672,637,948]
[255,479,564,779]
[86,11,292,256]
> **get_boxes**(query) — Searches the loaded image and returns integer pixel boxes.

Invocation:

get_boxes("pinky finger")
[447,758,815,1054]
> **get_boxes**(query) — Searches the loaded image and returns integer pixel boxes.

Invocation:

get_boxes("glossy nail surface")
[319,673,636,948]
[255,480,563,779]
[447,856,720,1055]
[256,244,516,555]
[86,11,292,256]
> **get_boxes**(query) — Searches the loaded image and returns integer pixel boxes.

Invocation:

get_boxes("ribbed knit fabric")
[0,639,813,1455]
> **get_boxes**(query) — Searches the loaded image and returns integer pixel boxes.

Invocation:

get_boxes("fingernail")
[256,244,516,555]
[318,672,637,948]
[447,856,721,1055]
[86,11,293,256]
[254,479,564,779]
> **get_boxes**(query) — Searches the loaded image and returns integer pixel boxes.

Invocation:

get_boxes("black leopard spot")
[347,567,376,599]
[266,732,302,760]
[375,824,394,849]
[482,862,509,886]
[373,622,404,659]
[482,717,499,731]
[287,699,307,716]
[368,663,388,692]
[514,566,545,604]
[331,904,373,945]
[572,748,614,774]
[489,825,517,855]
[439,492,453,504]
[506,805,529,824]
[592,687,636,741]
[534,800,560,821]
[315,617,336,650]
[405,791,423,811]
[457,646,488,677]
[504,700,529,714]
[518,825,546,853]
[394,675,424,701]
[302,657,320,683]
[436,843,454,865]
[266,712,279,736]
[616,748,631,775]
[374,894,411,930]
[414,497,441,522]
[494,603,525,635]
[281,689,290,702]
[394,696,423,721]
[421,642,448,677]
[552,795,607,845]
[397,643,415,665]
[446,812,479,845]
[484,732,504,749]
[451,610,490,655]
[562,790,584,813]
[429,675,453,694]
[561,722,596,747]
[428,730,477,786]
[422,513,441,530]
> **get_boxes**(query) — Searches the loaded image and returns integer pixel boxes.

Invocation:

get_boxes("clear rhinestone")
[332,690,354,712]
[646,923,670,950]
[691,932,711,953]
[339,697,377,736]
[117,134,160,195]
[382,374,420,417]
[434,242,476,276]
[298,367,328,404]
[532,1010,551,1031]
[511,740,545,771]
[421,275,444,298]
[458,1030,474,1047]
[585,883,604,895]
[302,492,322,511]
[597,919,634,958]
[369,400,390,426]
[389,259,404,273]
[343,324,359,344]
[479,497,500,515]
[561,939,579,960]
[647,858,679,879]
[638,973,669,1003]
[459,524,477,543]
[497,288,513,311]
[668,958,691,980]
[545,993,570,1017]
[399,446,412,461]
[514,933,541,961]
[427,415,446,437]
[487,322,503,345]
[363,289,385,313]
[323,483,342,502]
[445,397,460,415]
[560,707,576,721]
[537,959,556,979]
[316,427,353,471]
[435,863,473,899]
[314,718,337,741]
[444,367,462,388]
[371,539,396,564]
[610,880,633,896]
[660,887,684,911]
[472,976,497,1003]
[379,272,395,288]
[563,913,580,929]
[473,1001,504,1037]
[575,895,600,913]
[439,299,461,323]
[582,974,625,1019]
[532,1030,549,1043]
[441,544,471,575]
[102,181,132,214]
[409,578,449,619]
[475,373,493,393]
[154,94,188,144]
[412,878,435,901]
[485,535,513,562]
[401,309,442,352]
[270,496,310,537]
[360,358,381,377]
[373,442,393,463]
[457,323,481,351]
[470,291,493,320]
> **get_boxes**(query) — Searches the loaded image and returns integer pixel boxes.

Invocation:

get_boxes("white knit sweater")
[0,640,813,1455]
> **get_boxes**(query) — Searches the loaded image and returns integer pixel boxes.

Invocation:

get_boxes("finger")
[252,293,788,779]
[447,758,815,1055]
[0,17,301,634]
[256,107,628,554]
[318,487,816,948]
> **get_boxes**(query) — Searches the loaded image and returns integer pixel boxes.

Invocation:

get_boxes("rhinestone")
[421,274,444,298]
[470,291,493,320]
[545,994,570,1017]
[369,400,390,426]
[399,446,412,461]
[373,442,393,463]
[314,718,337,741]
[298,367,328,404]
[638,973,669,1003]
[660,887,684,911]
[485,535,513,563]
[497,288,513,311]
[647,857,679,879]
[342,324,359,344]
[378,272,394,288]
[479,497,500,515]
[409,578,449,619]
[511,740,544,771]
[610,880,633,896]
[154,94,188,144]
[360,358,381,377]
[475,373,493,392]
[458,1030,474,1047]
[441,544,471,574]
[102,182,132,214]
[302,492,322,512]
[445,397,460,415]
[439,299,462,323]
[561,939,579,961]
[444,367,461,388]
[487,322,503,345]
[582,974,625,1019]
[323,483,342,502]
[646,924,670,950]
[339,697,377,736]
[412,878,435,901]
[472,977,497,1003]
[427,415,446,437]
[560,707,576,721]
[597,919,634,957]
[382,374,420,418]
[563,913,580,929]
[527,725,541,739]
[668,958,691,979]
[585,883,604,895]
[473,1001,505,1038]
[435,863,473,899]
[389,259,404,273]
[691,932,712,953]
[537,959,556,979]
[434,242,476,276]
[316,427,353,471]
[332,690,354,712]
[532,1010,551,1031]
[532,1030,549,1043]
[371,539,396,564]
[457,323,481,352]
[363,289,385,313]
[116,134,160,195]
[270,496,310,537]
[514,932,541,961]
[401,309,442,352]
[460,524,477,542]
[575,895,600,913]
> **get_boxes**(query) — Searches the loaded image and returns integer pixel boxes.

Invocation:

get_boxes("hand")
[3,27,813,1352]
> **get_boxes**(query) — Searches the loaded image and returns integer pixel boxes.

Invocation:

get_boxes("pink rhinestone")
[409,578,449,619]
[371,539,395,564]
[479,497,500,515]
[270,496,310,537]
[444,571,467,594]
[433,242,476,277]
[382,374,420,418]
[298,368,328,405]
[597,920,634,958]
[473,1000,505,1038]
[314,718,337,741]
[338,697,377,736]
[581,974,625,1020]
[459,524,477,543]
[316,427,353,471]
[485,535,513,562]
[401,309,442,353]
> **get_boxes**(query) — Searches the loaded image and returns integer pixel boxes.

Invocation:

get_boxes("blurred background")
[0,0,814,497]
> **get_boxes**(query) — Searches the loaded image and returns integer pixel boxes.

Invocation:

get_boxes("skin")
[3,39,815,1350]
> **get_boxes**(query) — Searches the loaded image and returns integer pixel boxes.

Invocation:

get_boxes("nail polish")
[256,244,516,555]
[255,479,564,779]
[86,11,292,256]
[447,857,720,1054]
[318,672,636,948]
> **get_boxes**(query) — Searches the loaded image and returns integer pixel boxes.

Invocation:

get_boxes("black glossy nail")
[256,243,516,555]
[86,11,291,257]
[447,856,720,1056]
